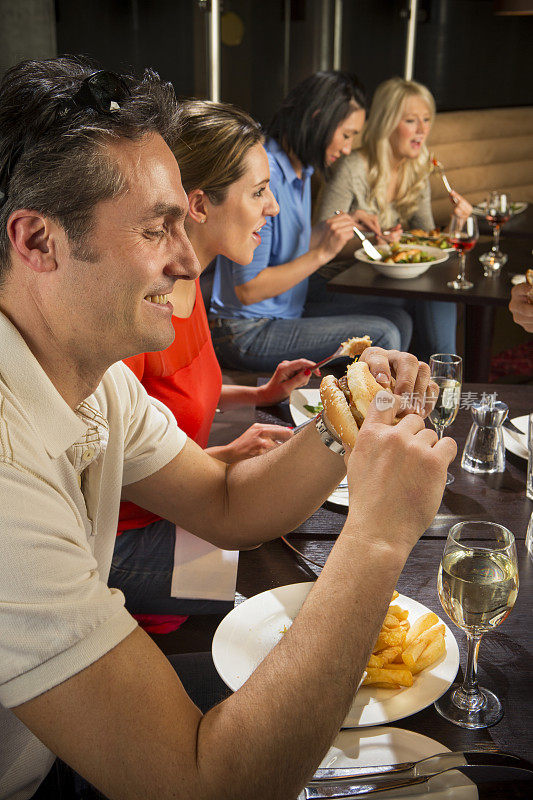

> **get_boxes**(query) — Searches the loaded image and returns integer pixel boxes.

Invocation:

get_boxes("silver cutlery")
[313,343,350,370]
[503,418,526,438]
[292,417,315,434]
[305,750,533,798]
[334,210,382,261]
[431,157,457,203]
[311,749,528,782]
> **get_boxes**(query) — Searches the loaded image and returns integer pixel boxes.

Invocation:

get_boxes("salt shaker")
[461,400,508,474]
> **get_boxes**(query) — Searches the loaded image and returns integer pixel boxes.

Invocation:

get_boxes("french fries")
[362,597,446,689]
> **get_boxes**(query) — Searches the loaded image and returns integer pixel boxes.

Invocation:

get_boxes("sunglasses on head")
[68,70,132,115]
[0,70,132,206]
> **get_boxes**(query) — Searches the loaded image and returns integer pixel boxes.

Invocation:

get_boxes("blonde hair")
[361,77,435,227]
[173,99,263,203]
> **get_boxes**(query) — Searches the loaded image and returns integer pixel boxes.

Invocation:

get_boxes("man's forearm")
[196,527,408,799]
[220,421,344,547]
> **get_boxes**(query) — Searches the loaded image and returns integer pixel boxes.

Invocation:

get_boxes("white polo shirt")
[0,311,187,800]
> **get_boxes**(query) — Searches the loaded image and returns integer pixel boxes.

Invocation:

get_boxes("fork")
[431,157,458,204]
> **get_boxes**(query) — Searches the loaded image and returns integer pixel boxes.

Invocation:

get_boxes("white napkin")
[170,525,238,601]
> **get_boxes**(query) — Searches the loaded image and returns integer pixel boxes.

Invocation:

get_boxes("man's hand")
[358,347,438,417]
[345,393,456,554]
[509,283,533,332]
[256,359,320,406]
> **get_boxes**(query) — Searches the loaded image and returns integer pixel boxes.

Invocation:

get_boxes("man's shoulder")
[92,360,145,415]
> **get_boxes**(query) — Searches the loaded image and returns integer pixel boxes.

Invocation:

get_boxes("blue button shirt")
[210,138,314,320]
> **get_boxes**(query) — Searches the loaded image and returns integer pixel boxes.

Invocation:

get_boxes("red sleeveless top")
[118,281,222,532]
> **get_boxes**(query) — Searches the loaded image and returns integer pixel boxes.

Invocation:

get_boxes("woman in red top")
[109,101,317,633]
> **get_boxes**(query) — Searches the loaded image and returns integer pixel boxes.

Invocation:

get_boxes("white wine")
[438,548,518,634]
[429,377,461,429]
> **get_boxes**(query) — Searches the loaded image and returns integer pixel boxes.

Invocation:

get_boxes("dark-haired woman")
[209,71,412,372]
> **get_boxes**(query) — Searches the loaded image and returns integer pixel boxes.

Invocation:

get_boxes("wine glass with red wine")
[480,191,510,270]
[447,214,478,290]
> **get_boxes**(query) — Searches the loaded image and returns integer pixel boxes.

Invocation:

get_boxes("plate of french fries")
[212,583,459,728]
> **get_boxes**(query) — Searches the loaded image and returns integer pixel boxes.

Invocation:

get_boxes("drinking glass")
[428,354,462,485]
[480,191,511,271]
[435,521,518,728]
[447,214,478,290]
[527,412,533,501]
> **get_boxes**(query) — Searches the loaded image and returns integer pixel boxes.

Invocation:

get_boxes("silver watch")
[315,412,345,456]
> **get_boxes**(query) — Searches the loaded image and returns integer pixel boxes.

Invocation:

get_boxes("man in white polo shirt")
[0,57,455,800]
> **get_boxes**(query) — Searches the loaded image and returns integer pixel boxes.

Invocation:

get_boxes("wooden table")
[246,382,533,773]
[327,209,533,384]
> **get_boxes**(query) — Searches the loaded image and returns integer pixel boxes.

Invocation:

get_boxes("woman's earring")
[200,218,206,224]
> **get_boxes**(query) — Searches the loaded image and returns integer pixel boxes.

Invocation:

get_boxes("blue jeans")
[209,282,411,372]
[108,519,233,616]
[306,274,457,364]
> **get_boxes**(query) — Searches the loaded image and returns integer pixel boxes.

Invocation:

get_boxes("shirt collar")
[267,137,314,185]
[0,311,91,459]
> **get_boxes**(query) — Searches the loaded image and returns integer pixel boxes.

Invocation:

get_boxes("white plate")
[355,246,449,279]
[213,584,460,728]
[290,389,349,507]
[473,200,528,217]
[503,414,529,460]
[290,387,323,427]
[298,727,477,800]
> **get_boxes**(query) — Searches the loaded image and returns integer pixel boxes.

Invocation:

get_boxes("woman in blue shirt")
[209,71,412,371]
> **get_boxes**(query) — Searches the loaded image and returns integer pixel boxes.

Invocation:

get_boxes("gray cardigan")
[318,150,435,231]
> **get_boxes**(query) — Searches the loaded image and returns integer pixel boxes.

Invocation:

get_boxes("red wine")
[485,213,510,227]
[451,235,477,253]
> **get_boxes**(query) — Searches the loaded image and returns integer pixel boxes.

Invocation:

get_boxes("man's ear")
[6,210,58,273]
[187,189,209,224]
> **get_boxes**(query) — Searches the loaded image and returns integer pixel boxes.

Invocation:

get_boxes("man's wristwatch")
[315,412,345,456]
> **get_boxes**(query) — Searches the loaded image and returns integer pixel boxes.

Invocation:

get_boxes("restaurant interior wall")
[1,0,531,374]
[48,1,533,122]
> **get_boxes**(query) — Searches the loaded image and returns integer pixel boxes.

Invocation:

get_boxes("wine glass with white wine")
[428,354,462,486]
[435,521,518,728]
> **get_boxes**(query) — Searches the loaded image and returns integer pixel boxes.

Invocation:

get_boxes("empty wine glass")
[448,214,479,290]
[428,354,462,486]
[435,521,518,728]
[480,191,511,272]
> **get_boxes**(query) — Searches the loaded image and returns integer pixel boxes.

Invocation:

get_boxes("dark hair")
[0,56,179,279]
[174,99,263,203]
[267,70,366,174]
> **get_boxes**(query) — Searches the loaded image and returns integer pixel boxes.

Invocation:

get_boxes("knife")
[503,418,528,450]
[503,418,527,438]
[305,761,533,798]
[311,749,531,782]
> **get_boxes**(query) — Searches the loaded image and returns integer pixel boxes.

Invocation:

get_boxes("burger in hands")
[320,360,396,449]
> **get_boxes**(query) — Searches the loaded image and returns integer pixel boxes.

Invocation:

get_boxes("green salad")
[373,244,438,265]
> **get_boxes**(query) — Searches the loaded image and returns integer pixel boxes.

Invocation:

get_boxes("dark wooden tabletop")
[328,205,533,305]
[246,382,533,769]
[327,236,531,306]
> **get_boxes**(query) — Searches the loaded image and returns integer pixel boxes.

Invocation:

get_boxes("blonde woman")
[318,77,472,360]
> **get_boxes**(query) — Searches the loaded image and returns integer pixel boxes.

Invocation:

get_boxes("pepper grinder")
[461,400,508,474]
